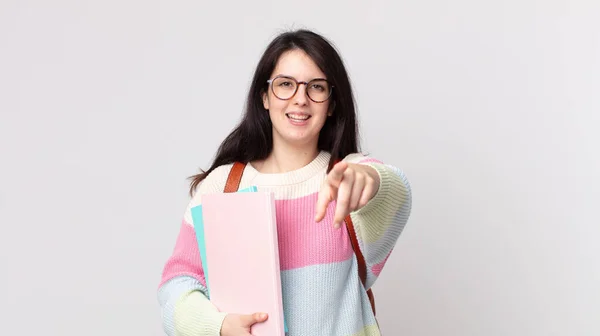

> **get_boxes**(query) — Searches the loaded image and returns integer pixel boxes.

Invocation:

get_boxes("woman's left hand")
[315,161,380,228]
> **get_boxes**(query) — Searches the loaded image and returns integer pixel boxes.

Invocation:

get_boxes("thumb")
[241,312,268,326]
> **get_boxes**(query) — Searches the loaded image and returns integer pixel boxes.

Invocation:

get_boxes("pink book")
[201,190,286,336]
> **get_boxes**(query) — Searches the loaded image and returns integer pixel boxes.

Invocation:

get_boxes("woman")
[157,29,412,336]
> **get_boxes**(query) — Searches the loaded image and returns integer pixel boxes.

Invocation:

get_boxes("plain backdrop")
[1,0,599,335]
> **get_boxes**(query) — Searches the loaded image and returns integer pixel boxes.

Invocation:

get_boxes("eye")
[278,81,293,87]
[311,84,325,91]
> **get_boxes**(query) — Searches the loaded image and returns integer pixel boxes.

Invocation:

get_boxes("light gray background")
[1,0,598,335]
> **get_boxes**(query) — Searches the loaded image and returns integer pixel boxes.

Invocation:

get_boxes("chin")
[284,136,316,147]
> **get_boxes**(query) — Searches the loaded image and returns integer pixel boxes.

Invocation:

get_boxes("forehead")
[272,49,326,80]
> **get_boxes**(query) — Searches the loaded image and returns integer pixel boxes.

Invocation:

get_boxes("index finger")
[326,161,348,187]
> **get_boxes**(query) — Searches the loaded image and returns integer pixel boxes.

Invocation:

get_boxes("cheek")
[267,95,288,113]
[268,101,288,122]
[314,104,330,119]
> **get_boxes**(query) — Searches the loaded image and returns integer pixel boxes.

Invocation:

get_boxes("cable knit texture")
[157,151,412,336]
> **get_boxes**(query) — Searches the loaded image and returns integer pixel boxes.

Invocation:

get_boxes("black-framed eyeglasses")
[266,75,334,103]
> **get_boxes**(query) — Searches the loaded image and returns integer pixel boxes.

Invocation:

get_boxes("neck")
[255,140,320,174]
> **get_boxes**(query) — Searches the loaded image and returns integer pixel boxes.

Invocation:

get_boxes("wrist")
[174,291,228,336]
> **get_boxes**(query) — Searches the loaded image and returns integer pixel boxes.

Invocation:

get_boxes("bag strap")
[224,162,246,193]
[345,215,376,316]
[223,161,375,316]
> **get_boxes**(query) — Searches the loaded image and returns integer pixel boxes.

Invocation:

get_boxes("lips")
[286,113,311,121]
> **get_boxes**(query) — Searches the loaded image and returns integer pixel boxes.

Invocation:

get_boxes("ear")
[262,91,269,110]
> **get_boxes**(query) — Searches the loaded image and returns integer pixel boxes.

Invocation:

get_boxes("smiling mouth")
[286,113,311,121]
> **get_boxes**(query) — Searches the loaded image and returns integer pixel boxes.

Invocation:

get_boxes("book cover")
[190,186,288,334]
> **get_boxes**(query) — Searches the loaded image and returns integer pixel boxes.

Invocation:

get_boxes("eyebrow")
[275,74,328,81]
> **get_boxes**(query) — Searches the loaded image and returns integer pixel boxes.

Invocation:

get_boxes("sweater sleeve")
[343,153,413,289]
[157,166,231,336]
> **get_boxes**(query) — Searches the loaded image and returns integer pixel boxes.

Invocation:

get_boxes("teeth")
[287,113,309,120]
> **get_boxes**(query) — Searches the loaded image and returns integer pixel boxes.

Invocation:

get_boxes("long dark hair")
[189,29,360,195]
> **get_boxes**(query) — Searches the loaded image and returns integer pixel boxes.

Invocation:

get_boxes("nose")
[293,82,309,105]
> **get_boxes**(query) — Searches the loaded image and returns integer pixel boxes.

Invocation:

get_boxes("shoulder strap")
[223,161,376,316]
[344,215,376,316]
[224,162,246,193]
